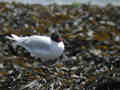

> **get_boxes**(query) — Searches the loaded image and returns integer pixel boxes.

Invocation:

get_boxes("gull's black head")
[51,33,63,42]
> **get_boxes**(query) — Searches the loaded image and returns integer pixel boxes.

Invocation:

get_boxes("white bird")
[6,33,64,60]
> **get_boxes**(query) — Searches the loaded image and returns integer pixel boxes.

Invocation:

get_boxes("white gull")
[7,33,64,60]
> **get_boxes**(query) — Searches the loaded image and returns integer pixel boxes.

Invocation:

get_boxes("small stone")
[115,36,120,41]
[0,64,4,68]
[71,74,79,78]
[89,17,94,21]
[99,21,106,24]
[70,66,78,70]
[107,21,115,26]
[24,24,29,28]
[89,49,102,56]
[61,67,69,71]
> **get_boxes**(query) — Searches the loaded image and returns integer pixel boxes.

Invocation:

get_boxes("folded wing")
[17,35,51,50]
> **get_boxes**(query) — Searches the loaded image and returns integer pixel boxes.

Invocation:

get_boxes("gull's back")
[16,35,51,50]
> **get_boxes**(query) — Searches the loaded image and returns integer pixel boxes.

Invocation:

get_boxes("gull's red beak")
[58,37,63,41]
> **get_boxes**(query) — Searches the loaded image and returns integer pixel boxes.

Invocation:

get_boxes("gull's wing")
[17,35,52,50]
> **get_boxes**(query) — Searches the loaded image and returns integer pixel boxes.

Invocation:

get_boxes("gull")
[6,33,64,60]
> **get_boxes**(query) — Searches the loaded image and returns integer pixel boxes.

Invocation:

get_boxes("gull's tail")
[6,34,20,41]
